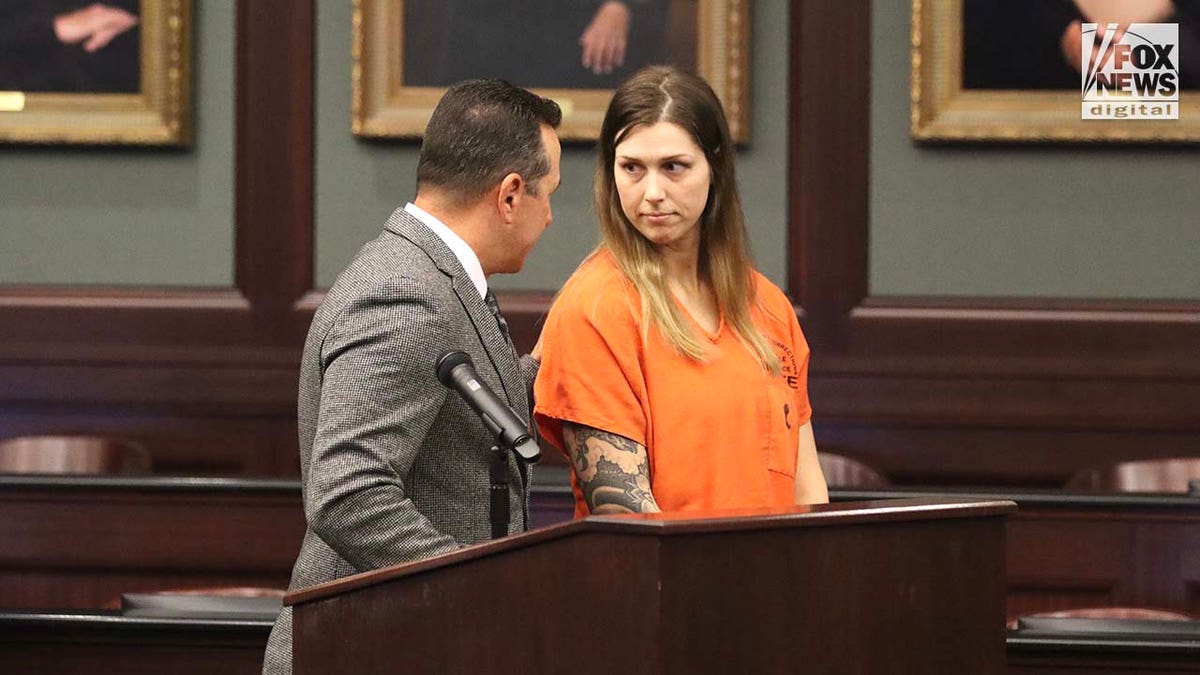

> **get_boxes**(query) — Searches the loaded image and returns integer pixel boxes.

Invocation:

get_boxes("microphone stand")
[489,431,535,539]
[489,444,510,539]
[433,350,532,539]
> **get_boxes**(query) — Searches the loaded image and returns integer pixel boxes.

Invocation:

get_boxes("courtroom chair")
[1065,457,1200,494]
[0,435,151,474]
[817,451,890,489]
[1007,606,1197,630]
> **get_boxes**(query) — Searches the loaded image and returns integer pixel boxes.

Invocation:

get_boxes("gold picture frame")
[352,0,751,142]
[911,0,1200,143]
[0,0,191,146]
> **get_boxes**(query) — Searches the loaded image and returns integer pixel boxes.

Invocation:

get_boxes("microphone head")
[435,350,474,386]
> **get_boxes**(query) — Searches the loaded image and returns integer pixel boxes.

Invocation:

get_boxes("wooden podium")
[287,498,1014,674]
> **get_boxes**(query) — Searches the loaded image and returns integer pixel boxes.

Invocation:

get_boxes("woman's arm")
[562,421,661,514]
[794,421,829,505]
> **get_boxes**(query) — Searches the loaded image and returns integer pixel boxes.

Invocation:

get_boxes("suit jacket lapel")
[449,276,527,417]
[384,208,528,420]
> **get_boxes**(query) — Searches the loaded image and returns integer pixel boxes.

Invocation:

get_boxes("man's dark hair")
[417,80,562,200]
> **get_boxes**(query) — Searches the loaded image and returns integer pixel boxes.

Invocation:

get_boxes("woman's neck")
[658,239,704,295]
[658,239,721,334]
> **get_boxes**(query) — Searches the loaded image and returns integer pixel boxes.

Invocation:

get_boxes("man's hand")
[579,1,630,75]
[54,3,139,53]
[529,332,544,362]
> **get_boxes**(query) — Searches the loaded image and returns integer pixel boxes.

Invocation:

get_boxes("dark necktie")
[485,290,539,457]
[484,290,517,357]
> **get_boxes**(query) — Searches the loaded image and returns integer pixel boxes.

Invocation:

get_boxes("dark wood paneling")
[6,473,1198,641]
[0,476,568,611]
[0,478,304,609]
[0,614,271,675]
[788,1,1200,484]
[4,613,1197,675]
[788,0,871,334]
[0,409,297,474]
[3,572,287,612]
[817,425,1200,487]
[1008,500,1200,617]
[660,518,1007,674]
[2,0,1196,484]
[834,488,1200,619]
[235,0,315,339]
[291,500,1011,675]
[1007,640,1200,674]
[544,485,1200,619]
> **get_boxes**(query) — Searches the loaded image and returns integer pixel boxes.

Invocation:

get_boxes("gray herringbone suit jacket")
[262,208,537,674]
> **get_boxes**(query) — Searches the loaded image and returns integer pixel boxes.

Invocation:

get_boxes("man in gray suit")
[262,80,562,674]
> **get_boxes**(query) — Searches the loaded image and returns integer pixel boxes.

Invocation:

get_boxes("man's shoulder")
[307,232,451,338]
[331,230,444,296]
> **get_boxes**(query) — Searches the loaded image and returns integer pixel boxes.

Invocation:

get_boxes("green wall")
[315,0,792,290]
[9,2,1192,301]
[869,1,1200,300]
[0,3,235,287]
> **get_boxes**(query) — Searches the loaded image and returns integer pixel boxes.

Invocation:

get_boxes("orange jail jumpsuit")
[534,250,813,517]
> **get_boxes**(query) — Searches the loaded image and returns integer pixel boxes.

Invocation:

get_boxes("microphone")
[435,350,541,462]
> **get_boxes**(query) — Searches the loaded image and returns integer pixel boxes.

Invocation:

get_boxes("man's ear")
[496,172,524,223]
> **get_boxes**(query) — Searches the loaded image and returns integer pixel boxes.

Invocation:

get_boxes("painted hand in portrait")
[401,0,675,90]
[0,0,141,94]
[353,0,746,141]
[963,0,1199,90]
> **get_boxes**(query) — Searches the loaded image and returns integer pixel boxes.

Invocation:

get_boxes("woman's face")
[613,121,712,252]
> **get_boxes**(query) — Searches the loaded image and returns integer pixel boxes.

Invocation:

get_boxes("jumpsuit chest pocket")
[764,378,798,477]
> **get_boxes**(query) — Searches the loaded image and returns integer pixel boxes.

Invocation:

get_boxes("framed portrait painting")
[0,0,191,146]
[911,0,1200,142]
[352,0,751,141]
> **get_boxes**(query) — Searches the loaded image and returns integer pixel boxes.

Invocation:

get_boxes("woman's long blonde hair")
[593,66,780,374]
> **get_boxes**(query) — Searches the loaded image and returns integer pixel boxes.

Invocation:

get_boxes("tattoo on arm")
[562,422,660,514]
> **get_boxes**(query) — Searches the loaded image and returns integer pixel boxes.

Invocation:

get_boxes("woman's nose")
[644,171,665,201]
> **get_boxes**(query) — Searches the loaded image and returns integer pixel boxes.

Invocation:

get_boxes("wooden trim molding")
[235,0,316,343]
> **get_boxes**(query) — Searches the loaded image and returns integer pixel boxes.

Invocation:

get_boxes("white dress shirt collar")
[404,202,488,299]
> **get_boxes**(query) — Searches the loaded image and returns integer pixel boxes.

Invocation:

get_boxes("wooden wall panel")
[0,409,297,475]
[0,478,304,609]
[0,0,1196,483]
[816,425,1200,487]
[0,615,272,675]
[1006,506,1200,618]
[4,476,1198,624]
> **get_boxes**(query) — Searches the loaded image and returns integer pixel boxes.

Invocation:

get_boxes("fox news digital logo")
[1082,23,1179,120]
